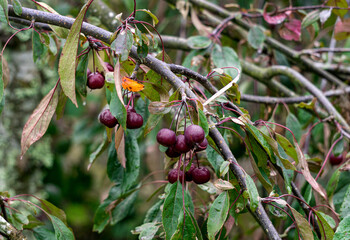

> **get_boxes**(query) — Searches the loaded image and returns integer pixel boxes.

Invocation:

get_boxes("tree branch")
[187,0,347,87]
[0,215,26,240]
[7,4,281,239]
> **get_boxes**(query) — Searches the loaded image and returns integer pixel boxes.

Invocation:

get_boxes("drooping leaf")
[301,10,321,28]
[207,191,229,240]
[286,113,302,143]
[110,190,139,225]
[316,211,335,240]
[327,169,340,200]
[33,226,56,239]
[88,135,109,170]
[75,53,89,97]
[39,199,68,226]
[12,0,22,16]
[50,215,74,240]
[162,182,183,240]
[21,84,59,158]
[58,0,93,107]
[340,185,350,219]
[211,44,241,81]
[206,145,225,177]
[144,114,163,136]
[110,90,127,130]
[248,26,265,49]
[32,30,45,65]
[334,216,350,240]
[36,2,69,38]
[144,200,164,223]
[245,174,259,212]
[198,108,209,136]
[0,0,8,23]
[132,222,160,240]
[289,207,313,240]
[275,133,299,164]
[112,28,133,61]
[187,36,212,49]
[139,9,159,26]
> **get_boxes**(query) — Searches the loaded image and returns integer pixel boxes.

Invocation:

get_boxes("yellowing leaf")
[122,76,144,92]
[58,0,93,107]
[21,83,59,158]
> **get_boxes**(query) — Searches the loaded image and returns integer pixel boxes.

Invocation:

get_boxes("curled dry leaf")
[263,3,287,25]
[21,83,59,158]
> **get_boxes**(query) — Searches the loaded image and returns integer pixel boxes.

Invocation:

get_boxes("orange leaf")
[121,76,144,92]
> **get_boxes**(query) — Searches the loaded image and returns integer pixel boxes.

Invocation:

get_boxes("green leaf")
[21,84,59,158]
[340,185,350,219]
[171,208,201,240]
[110,190,139,225]
[139,9,159,26]
[219,74,241,104]
[33,226,56,239]
[207,191,229,240]
[206,145,224,177]
[137,43,148,58]
[112,28,133,62]
[110,90,127,130]
[39,199,68,226]
[50,215,74,240]
[36,3,69,38]
[327,0,348,19]
[316,211,335,240]
[275,133,299,165]
[246,174,259,212]
[58,0,93,107]
[327,169,341,200]
[88,135,109,170]
[187,36,212,49]
[144,200,164,223]
[211,44,241,81]
[286,113,302,143]
[247,26,265,49]
[198,108,209,136]
[301,10,321,28]
[219,161,230,177]
[0,55,4,104]
[32,30,45,65]
[132,222,160,240]
[0,0,8,23]
[75,53,89,97]
[144,114,163,136]
[12,0,22,15]
[334,216,350,240]
[162,182,183,240]
[290,207,313,240]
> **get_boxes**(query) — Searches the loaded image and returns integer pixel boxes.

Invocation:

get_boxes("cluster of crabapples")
[157,125,211,184]
[87,63,143,129]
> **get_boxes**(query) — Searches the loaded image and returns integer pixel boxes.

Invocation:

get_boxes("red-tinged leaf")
[21,83,59,158]
[294,138,328,200]
[115,127,126,168]
[279,19,301,41]
[58,0,93,107]
[263,3,286,25]
[334,19,350,40]
[289,206,314,240]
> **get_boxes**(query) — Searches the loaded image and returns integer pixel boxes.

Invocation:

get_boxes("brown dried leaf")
[295,138,328,200]
[21,83,59,158]
[115,127,125,168]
